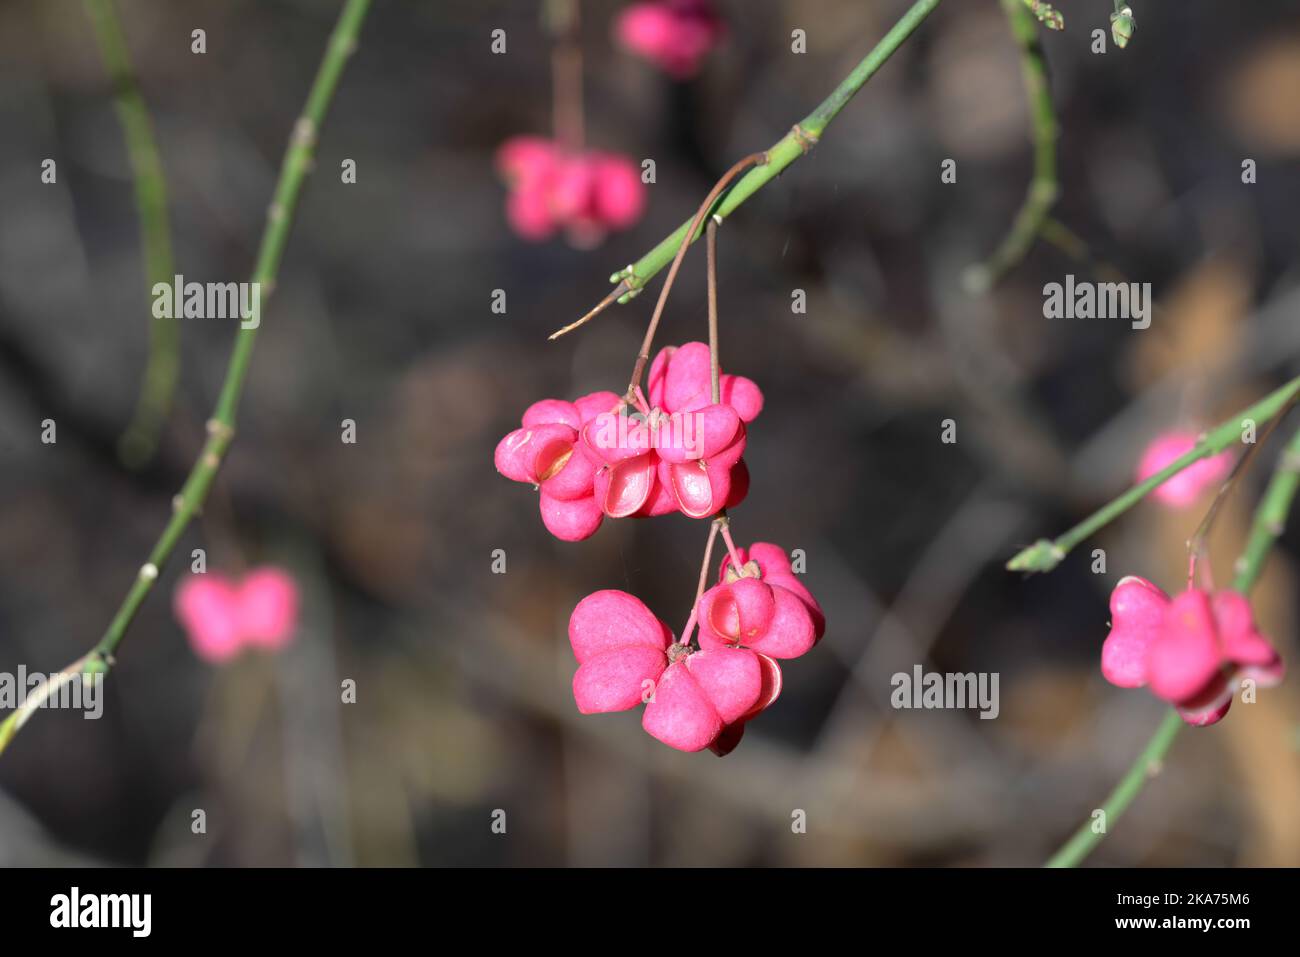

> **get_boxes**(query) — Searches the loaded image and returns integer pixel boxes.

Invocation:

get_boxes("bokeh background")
[2,0,1299,866]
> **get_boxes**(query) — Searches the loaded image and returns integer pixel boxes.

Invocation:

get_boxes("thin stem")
[1008,374,1300,573]
[622,154,765,397]
[1044,709,1182,868]
[84,0,180,468]
[629,385,650,417]
[1040,217,1134,288]
[1186,393,1299,589]
[0,0,373,760]
[1233,426,1300,593]
[1045,423,1300,867]
[719,520,745,573]
[965,0,1059,295]
[0,653,100,753]
[679,519,722,646]
[548,281,630,339]
[706,218,720,405]
[559,0,942,320]
[546,0,583,152]
[702,217,734,542]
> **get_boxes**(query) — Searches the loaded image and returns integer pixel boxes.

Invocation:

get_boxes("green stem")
[1045,424,1300,867]
[601,0,943,304]
[108,0,371,657]
[1232,426,1300,593]
[1045,709,1183,868]
[1008,374,1300,573]
[964,0,1058,294]
[84,0,179,468]
[0,0,373,759]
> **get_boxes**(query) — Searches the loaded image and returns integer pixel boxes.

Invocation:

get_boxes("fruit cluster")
[496,137,645,247]
[615,0,725,79]
[497,340,823,753]
[1102,576,1284,726]
[175,567,300,664]
[495,342,760,540]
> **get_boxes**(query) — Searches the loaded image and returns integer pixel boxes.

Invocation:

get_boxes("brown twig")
[622,153,766,398]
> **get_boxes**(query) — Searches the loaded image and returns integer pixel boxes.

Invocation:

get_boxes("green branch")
[1232,426,1300,593]
[964,0,1059,294]
[1044,425,1300,867]
[1009,374,1300,573]
[1045,709,1182,868]
[84,0,179,468]
[599,0,944,305]
[0,0,373,759]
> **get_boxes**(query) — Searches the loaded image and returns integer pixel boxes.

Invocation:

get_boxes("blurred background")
[1,0,1299,866]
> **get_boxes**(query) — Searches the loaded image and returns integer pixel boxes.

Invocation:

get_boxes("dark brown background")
[1,0,1298,865]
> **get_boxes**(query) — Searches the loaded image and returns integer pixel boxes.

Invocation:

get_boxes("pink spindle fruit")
[175,566,301,664]
[494,137,646,245]
[615,0,725,79]
[1101,576,1284,725]
[1136,430,1234,508]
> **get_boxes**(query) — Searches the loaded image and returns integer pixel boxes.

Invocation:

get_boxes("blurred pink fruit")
[494,136,645,245]
[1136,430,1234,508]
[1101,576,1284,726]
[615,0,724,79]
[175,566,300,664]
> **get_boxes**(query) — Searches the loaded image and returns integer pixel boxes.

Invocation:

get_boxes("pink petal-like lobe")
[175,574,243,663]
[641,662,723,752]
[595,454,656,518]
[685,647,762,725]
[539,492,603,541]
[1101,575,1170,688]
[568,590,671,663]
[236,567,300,651]
[1147,590,1227,706]
[574,645,668,713]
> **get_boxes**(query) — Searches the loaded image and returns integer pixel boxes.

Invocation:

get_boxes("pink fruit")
[642,646,765,751]
[591,153,646,228]
[495,136,556,186]
[174,566,301,663]
[175,575,243,664]
[570,590,672,714]
[573,341,762,521]
[615,0,725,79]
[566,588,793,753]
[237,567,300,650]
[715,541,825,640]
[1100,577,1284,726]
[709,651,783,756]
[505,184,557,241]
[697,573,816,660]
[1136,430,1234,508]
[495,391,620,541]
[1101,575,1170,689]
[582,403,744,519]
[496,136,646,244]
[648,341,764,422]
